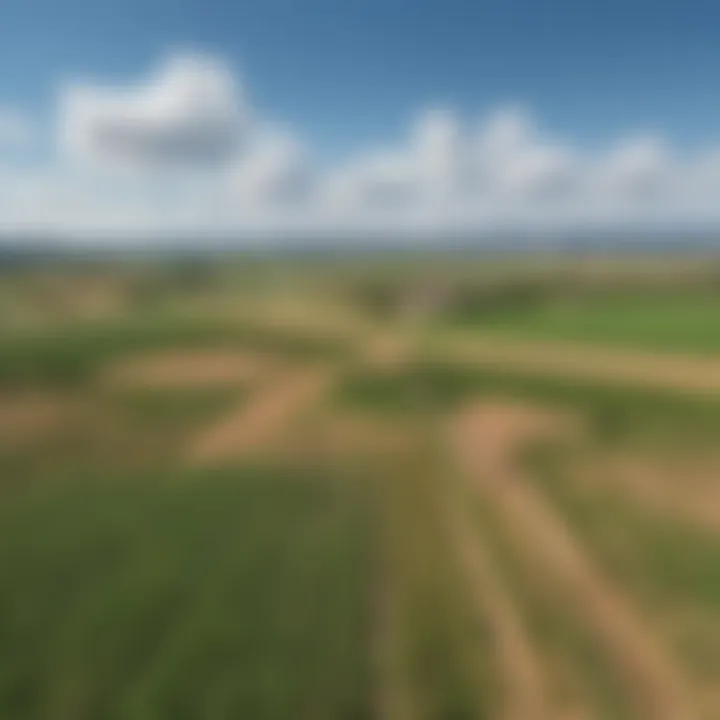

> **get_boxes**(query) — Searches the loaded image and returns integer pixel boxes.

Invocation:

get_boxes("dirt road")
[449,401,697,720]
[447,497,550,720]
[104,350,271,389]
[188,368,333,466]
[242,306,720,396]
[431,333,720,396]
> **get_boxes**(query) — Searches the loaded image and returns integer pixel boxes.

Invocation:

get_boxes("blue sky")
[1,0,720,239]
[2,0,719,153]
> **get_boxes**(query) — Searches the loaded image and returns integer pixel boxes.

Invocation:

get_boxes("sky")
[2,0,720,241]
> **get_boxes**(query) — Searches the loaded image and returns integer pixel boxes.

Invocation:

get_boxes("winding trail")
[449,401,697,720]
[446,497,550,720]
[188,368,333,466]
[242,303,720,396]
[427,332,720,396]
[104,350,271,389]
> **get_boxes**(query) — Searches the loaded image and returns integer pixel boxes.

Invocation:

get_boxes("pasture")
[2,253,720,719]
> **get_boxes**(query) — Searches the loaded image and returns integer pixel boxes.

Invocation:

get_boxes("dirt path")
[434,333,720,396]
[188,368,333,466]
[225,309,720,396]
[571,451,720,534]
[449,401,697,720]
[446,497,549,720]
[0,393,78,446]
[104,350,272,389]
[361,332,414,372]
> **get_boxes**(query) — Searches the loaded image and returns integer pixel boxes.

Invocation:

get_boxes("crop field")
[3,254,720,719]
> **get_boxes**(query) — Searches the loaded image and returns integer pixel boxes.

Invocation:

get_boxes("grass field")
[454,293,720,355]
[3,255,720,719]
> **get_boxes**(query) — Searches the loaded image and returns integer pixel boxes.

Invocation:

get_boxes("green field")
[0,466,371,720]
[455,293,720,354]
[3,256,720,719]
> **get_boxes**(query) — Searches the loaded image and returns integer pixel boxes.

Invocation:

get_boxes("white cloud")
[411,108,468,199]
[320,151,414,214]
[3,51,720,241]
[319,107,468,215]
[60,53,247,170]
[468,108,579,204]
[224,126,309,204]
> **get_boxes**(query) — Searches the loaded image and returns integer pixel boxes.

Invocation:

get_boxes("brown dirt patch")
[0,394,79,446]
[449,400,696,720]
[437,333,720,396]
[450,398,578,474]
[187,367,333,466]
[105,350,273,389]
[231,312,720,395]
[361,333,413,372]
[568,450,720,533]
[279,412,419,464]
[447,499,550,720]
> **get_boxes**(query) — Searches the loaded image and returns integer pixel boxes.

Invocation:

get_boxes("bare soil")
[570,451,720,533]
[188,367,333,465]
[447,499,550,720]
[105,350,273,389]
[449,400,697,720]
[0,394,78,446]
[438,334,720,396]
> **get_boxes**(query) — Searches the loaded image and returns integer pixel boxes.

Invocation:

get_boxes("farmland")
[3,253,720,719]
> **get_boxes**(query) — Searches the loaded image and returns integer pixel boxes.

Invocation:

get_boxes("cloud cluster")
[2,51,720,241]
[60,54,246,169]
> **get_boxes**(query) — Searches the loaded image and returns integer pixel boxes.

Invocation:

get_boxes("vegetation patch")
[338,360,720,446]
[0,465,373,720]
[0,318,348,390]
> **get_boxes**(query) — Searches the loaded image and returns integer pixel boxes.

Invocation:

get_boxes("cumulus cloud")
[593,135,671,202]
[411,108,468,198]
[475,109,578,200]
[3,50,720,240]
[318,106,582,230]
[224,126,309,204]
[60,53,246,169]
